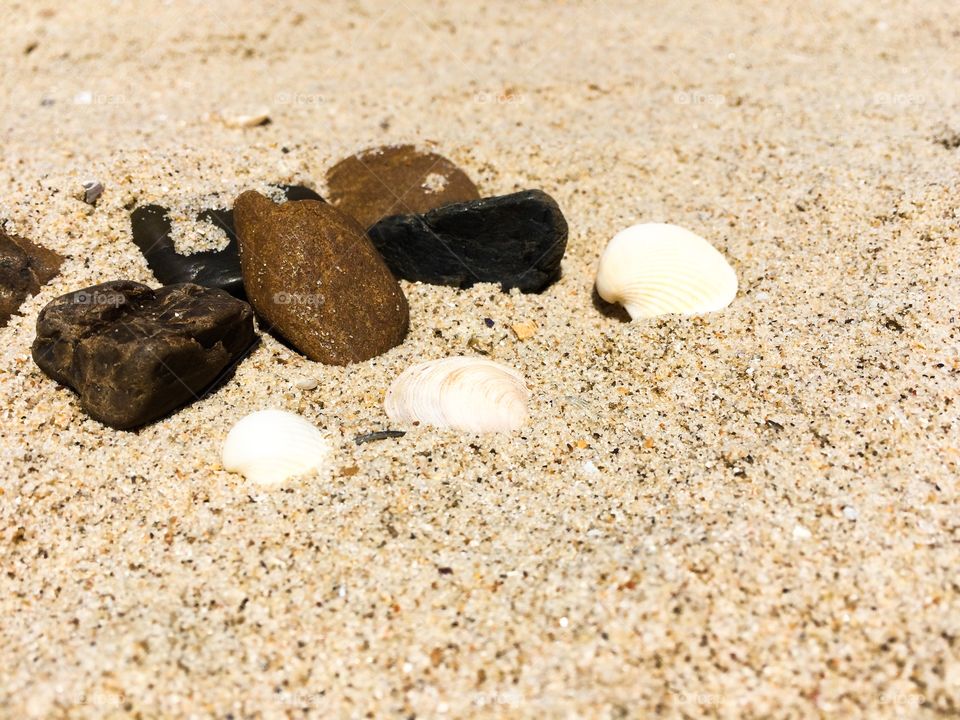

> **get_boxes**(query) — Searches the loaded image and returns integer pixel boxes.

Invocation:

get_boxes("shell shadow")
[591,285,631,322]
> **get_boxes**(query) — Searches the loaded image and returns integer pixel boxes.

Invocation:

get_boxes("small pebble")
[792,524,812,540]
[220,108,271,128]
[81,180,104,206]
[354,430,406,445]
[294,377,319,390]
[842,505,859,521]
[484,317,495,328]
[512,320,538,340]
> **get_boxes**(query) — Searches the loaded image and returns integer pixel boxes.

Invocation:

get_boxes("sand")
[1,0,959,717]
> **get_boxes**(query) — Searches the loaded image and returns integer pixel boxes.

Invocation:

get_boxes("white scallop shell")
[385,357,530,433]
[222,409,329,486]
[595,223,738,319]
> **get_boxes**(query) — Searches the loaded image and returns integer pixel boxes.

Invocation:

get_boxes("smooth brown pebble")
[325,144,480,229]
[234,191,409,365]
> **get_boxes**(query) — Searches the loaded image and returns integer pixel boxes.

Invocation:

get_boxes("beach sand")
[1,0,959,717]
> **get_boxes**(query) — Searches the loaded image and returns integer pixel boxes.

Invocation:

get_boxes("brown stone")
[325,145,480,229]
[0,230,63,326]
[32,281,257,430]
[233,191,409,365]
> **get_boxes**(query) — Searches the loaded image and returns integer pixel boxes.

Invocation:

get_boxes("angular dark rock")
[354,430,406,445]
[0,230,63,327]
[326,145,480,229]
[130,184,322,298]
[32,281,257,430]
[367,189,568,293]
[234,190,409,365]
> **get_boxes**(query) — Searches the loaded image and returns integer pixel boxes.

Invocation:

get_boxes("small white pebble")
[581,460,600,476]
[842,505,859,521]
[294,376,319,390]
[81,180,104,205]
[220,108,271,128]
[755,291,770,301]
[402,662,413,673]
[792,524,812,540]
[559,617,569,628]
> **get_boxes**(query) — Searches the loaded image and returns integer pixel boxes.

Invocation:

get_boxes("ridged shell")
[222,409,329,485]
[385,357,530,433]
[595,223,738,319]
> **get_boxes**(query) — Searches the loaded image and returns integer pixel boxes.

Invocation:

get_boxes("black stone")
[366,189,568,293]
[32,281,258,430]
[354,430,406,445]
[130,185,322,298]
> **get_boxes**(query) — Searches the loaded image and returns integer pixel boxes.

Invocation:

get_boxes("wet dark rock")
[367,189,567,293]
[130,184,322,298]
[0,230,63,327]
[32,281,257,430]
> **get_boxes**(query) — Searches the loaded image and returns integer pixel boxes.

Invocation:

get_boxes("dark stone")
[367,189,568,293]
[0,230,63,327]
[326,145,480,229]
[354,430,406,445]
[32,281,257,430]
[234,191,408,365]
[130,185,322,298]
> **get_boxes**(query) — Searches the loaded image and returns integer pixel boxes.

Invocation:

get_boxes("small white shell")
[385,357,530,433]
[222,409,329,486]
[595,223,738,319]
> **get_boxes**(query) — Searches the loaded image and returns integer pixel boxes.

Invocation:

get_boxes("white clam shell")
[595,223,738,319]
[385,357,530,433]
[222,409,329,486]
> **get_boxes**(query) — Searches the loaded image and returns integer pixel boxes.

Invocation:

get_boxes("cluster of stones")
[25,145,569,429]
